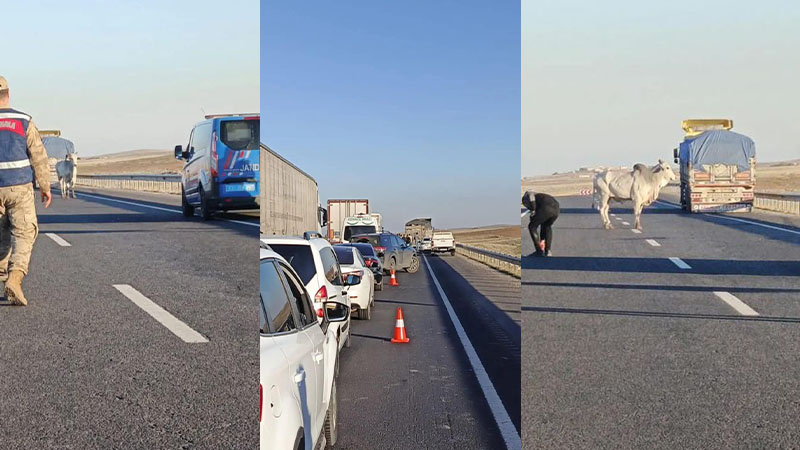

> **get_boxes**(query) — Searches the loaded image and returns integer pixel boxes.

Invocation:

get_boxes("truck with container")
[260,143,327,235]
[672,119,756,213]
[327,199,369,242]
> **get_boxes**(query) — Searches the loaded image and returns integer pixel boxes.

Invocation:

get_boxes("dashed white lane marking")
[45,233,71,247]
[669,257,692,269]
[610,213,616,216]
[631,229,642,234]
[113,284,209,343]
[621,221,630,226]
[422,256,520,450]
[714,291,759,316]
[76,192,259,228]
[645,239,661,247]
[615,217,623,221]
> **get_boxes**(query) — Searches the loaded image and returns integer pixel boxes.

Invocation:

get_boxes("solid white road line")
[621,221,630,226]
[645,239,661,247]
[631,229,642,234]
[77,192,259,228]
[655,199,800,236]
[668,257,692,269]
[45,233,71,247]
[709,214,800,236]
[113,284,208,343]
[714,291,759,316]
[422,256,520,450]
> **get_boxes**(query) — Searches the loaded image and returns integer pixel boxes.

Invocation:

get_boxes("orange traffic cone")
[390,307,410,343]
[389,268,399,286]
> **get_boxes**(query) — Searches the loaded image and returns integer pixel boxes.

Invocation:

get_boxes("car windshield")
[344,225,376,241]
[220,119,259,150]
[267,244,315,285]
[333,246,355,265]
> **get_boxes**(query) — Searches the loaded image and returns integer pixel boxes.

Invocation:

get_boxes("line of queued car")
[260,229,420,450]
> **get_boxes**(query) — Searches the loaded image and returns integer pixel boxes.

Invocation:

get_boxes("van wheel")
[199,186,212,220]
[450,249,456,256]
[324,378,338,448]
[181,187,194,218]
[376,280,383,291]
[406,255,420,273]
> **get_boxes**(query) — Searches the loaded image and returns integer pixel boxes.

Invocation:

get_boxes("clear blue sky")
[523,0,800,176]
[261,1,520,231]
[3,0,258,157]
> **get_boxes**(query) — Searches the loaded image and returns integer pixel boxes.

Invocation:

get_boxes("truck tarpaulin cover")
[679,130,755,172]
[41,136,75,159]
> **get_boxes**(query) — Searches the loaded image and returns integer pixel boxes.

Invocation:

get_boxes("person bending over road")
[522,190,559,257]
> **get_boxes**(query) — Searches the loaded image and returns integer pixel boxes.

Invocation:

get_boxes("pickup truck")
[430,232,456,256]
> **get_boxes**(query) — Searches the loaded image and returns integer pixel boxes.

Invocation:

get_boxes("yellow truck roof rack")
[39,130,61,137]
[681,119,733,137]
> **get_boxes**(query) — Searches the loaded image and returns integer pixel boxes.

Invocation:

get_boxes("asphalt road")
[336,252,520,450]
[522,194,800,449]
[0,186,258,450]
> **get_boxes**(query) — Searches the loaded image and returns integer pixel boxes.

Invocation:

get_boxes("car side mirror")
[344,274,361,286]
[174,145,183,160]
[322,301,350,323]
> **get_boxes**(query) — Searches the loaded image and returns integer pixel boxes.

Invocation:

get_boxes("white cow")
[56,153,77,199]
[593,159,676,230]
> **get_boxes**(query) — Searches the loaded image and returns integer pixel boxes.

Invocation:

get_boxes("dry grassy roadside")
[447,226,520,258]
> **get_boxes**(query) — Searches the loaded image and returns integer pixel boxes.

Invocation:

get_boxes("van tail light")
[210,131,219,177]
[374,246,386,255]
[259,384,262,422]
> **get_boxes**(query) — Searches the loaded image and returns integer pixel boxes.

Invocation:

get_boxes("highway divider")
[74,174,182,195]
[754,192,800,216]
[454,243,521,278]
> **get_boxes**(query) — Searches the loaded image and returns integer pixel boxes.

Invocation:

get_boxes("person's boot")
[5,270,27,306]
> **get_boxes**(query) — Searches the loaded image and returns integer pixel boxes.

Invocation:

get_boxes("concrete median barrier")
[454,243,521,278]
[73,174,182,195]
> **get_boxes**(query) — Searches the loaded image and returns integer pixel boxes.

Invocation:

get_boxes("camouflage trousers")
[0,184,39,275]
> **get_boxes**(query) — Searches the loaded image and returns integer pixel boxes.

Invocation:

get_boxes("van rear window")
[220,120,259,150]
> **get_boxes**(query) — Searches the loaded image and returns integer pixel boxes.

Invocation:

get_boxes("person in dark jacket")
[522,190,559,256]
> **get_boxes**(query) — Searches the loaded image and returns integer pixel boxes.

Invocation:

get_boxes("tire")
[376,280,382,291]
[199,186,212,221]
[405,255,420,273]
[324,378,338,448]
[389,257,396,273]
[450,249,455,256]
[360,303,371,320]
[345,327,352,348]
[181,186,194,218]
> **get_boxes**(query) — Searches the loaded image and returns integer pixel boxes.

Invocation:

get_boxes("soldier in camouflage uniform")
[0,76,53,305]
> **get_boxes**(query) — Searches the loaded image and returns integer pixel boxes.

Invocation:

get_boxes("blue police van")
[175,114,260,219]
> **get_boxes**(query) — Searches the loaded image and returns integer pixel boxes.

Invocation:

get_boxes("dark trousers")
[529,209,558,254]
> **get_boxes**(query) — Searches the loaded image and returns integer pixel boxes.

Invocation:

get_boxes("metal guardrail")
[754,192,800,215]
[454,243,521,278]
[74,174,182,195]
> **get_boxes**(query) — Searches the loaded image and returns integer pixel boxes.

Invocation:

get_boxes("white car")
[262,235,357,352]
[260,245,354,450]
[431,231,456,255]
[420,237,432,252]
[333,245,376,320]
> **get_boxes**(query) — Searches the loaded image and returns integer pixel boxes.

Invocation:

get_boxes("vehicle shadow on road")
[523,305,800,324]
[523,256,800,276]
